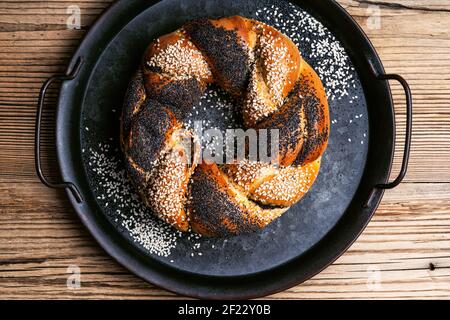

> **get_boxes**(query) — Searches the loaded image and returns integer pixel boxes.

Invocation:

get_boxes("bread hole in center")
[183,86,244,162]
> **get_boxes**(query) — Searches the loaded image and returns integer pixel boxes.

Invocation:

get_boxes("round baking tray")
[35,0,412,299]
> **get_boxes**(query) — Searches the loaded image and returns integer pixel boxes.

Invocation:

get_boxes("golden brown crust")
[121,70,146,149]
[294,61,330,165]
[210,16,258,50]
[141,30,212,114]
[243,21,302,127]
[250,158,321,207]
[183,17,255,98]
[221,160,277,194]
[188,163,287,237]
[142,30,213,83]
[255,84,306,167]
[121,16,330,237]
[122,102,200,232]
[223,157,321,208]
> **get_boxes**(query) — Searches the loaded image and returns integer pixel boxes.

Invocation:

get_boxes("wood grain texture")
[0,0,449,299]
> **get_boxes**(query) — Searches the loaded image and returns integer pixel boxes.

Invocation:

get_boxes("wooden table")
[1,0,449,299]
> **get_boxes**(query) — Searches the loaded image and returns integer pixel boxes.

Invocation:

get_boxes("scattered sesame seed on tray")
[256,2,356,102]
[82,1,364,260]
[87,143,202,257]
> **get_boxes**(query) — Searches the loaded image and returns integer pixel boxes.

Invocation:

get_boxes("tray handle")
[376,74,413,189]
[366,72,413,207]
[35,58,84,203]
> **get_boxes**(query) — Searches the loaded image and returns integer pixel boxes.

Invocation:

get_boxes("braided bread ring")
[121,16,330,237]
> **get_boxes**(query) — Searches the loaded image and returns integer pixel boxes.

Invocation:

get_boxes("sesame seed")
[82,3,359,258]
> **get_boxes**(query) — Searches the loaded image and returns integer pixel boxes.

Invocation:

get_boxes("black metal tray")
[35,0,412,299]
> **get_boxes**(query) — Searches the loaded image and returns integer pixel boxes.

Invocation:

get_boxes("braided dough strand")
[121,16,330,236]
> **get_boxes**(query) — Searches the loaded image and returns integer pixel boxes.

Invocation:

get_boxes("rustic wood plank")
[1,182,449,299]
[0,0,449,299]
